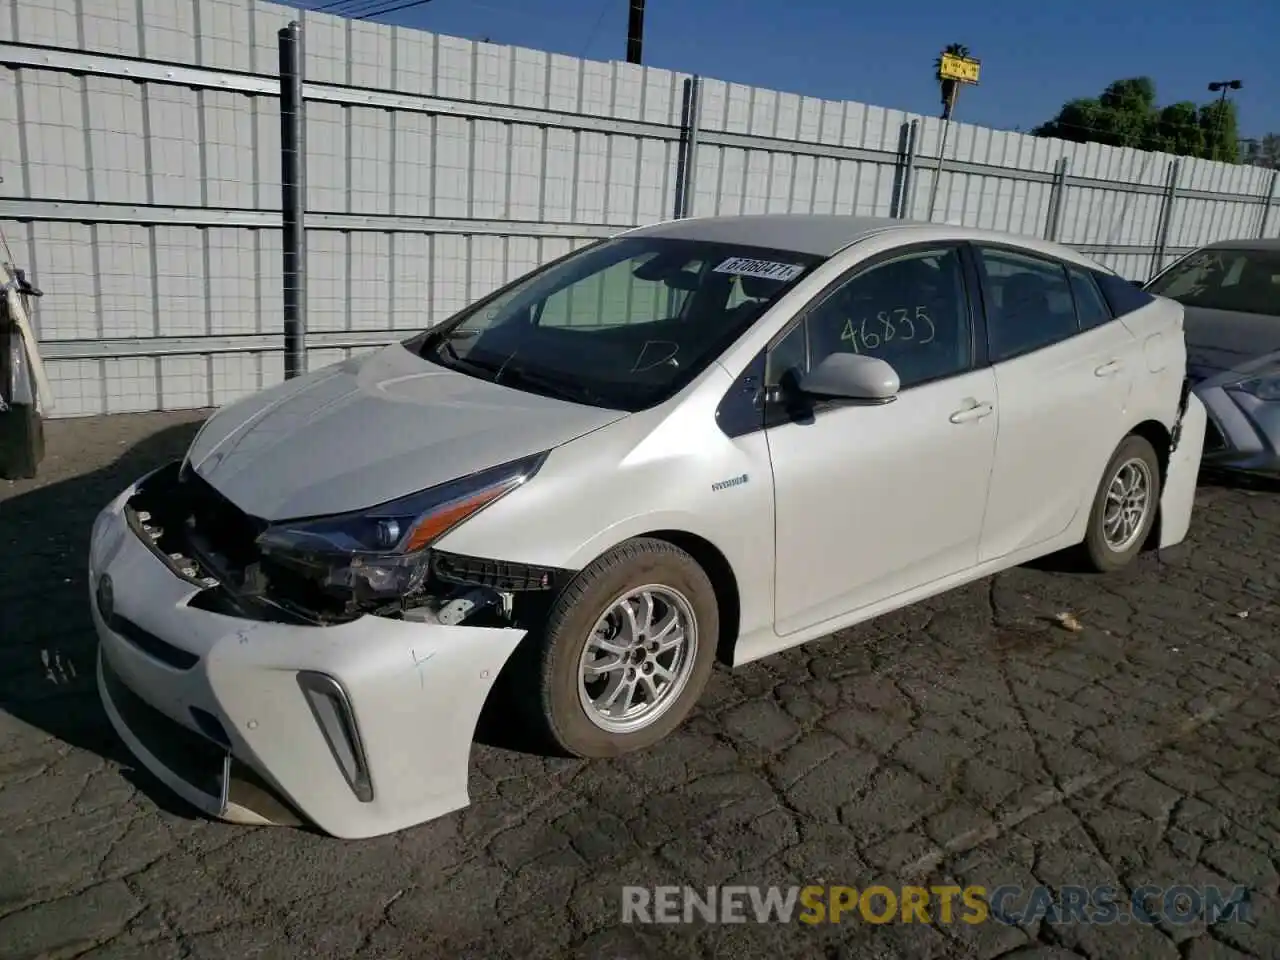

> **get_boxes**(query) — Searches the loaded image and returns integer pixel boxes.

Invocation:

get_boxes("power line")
[577,0,610,60]
[350,0,435,20]
[325,0,400,16]
[308,0,365,12]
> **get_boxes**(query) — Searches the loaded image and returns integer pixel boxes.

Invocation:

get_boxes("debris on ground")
[1054,611,1083,632]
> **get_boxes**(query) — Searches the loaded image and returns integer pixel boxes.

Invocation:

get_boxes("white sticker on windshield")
[713,257,805,282]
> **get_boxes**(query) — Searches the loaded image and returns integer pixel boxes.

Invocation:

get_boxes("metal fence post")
[1044,156,1069,241]
[673,75,701,219]
[1149,158,1181,281]
[893,120,918,219]
[279,22,307,379]
[1257,168,1278,239]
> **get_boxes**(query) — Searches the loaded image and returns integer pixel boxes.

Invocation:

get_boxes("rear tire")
[533,538,718,758]
[1082,434,1161,573]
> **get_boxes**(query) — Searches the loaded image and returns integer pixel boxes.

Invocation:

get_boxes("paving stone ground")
[1,411,1278,960]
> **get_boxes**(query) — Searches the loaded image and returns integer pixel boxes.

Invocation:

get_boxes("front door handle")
[949,401,994,424]
[1094,359,1124,377]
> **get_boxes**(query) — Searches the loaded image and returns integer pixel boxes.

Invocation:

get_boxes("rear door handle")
[949,401,994,424]
[1094,359,1124,377]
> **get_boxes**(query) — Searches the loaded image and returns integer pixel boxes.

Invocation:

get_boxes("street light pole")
[1207,79,1242,161]
[626,0,645,64]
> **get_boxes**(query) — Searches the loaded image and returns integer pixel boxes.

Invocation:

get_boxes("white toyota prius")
[89,215,1206,839]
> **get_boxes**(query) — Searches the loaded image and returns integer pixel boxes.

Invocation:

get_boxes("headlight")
[255,452,546,602]
[1228,374,1280,402]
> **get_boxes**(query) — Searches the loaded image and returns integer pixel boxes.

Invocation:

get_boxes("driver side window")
[766,246,973,389]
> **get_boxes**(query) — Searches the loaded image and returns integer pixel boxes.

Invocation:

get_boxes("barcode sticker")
[713,257,806,282]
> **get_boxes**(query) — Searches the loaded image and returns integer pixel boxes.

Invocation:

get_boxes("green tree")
[934,43,971,120]
[1032,77,1243,162]
[1155,101,1205,157]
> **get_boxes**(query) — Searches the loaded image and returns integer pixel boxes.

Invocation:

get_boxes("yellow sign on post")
[938,53,981,84]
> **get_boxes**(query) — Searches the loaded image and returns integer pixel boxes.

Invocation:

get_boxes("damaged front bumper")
[1156,389,1207,550]
[88,473,531,840]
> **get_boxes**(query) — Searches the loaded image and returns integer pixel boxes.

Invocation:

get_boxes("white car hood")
[185,343,627,520]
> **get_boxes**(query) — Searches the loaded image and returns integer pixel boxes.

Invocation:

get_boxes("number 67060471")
[839,306,936,353]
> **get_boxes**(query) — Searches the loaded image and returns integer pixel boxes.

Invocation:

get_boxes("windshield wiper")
[498,366,606,406]
[425,335,608,406]
[420,328,480,366]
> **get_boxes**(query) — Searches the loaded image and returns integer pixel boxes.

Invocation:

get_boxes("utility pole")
[626,0,645,64]
[1207,79,1242,161]
[928,48,980,221]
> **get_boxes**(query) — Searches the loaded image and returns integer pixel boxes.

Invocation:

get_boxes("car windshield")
[406,236,823,411]
[1146,247,1280,317]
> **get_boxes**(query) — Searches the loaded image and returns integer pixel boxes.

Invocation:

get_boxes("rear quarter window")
[1093,271,1156,317]
[1068,267,1113,330]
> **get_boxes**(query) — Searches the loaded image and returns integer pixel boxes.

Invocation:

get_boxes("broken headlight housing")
[255,451,547,603]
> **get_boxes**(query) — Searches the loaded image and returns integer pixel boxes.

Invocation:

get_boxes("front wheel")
[532,538,718,758]
[1082,434,1161,572]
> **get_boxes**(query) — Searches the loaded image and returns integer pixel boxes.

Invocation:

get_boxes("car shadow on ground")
[0,416,212,819]
[1199,465,1280,494]
[0,413,555,828]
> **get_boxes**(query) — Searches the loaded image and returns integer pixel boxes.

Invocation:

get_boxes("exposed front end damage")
[126,459,570,632]
[1158,390,1207,550]
[89,462,567,839]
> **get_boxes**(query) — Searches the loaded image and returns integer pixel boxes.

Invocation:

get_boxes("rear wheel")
[533,538,718,758]
[1082,434,1161,572]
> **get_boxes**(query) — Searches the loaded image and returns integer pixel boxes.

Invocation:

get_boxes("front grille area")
[190,707,232,748]
[100,654,228,801]
[106,612,199,670]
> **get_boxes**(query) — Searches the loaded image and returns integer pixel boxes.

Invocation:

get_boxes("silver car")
[1144,239,1280,475]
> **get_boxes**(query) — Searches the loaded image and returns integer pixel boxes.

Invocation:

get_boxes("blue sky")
[300,0,1278,139]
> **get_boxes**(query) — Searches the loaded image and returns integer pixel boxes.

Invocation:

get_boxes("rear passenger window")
[976,248,1078,362]
[1068,267,1112,330]
[1094,271,1156,316]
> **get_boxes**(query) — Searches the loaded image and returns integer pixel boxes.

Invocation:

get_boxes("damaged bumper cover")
[88,470,546,840]
[1157,389,1206,551]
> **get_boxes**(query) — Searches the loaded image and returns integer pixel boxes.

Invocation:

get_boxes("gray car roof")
[626,214,907,256]
[1199,236,1280,251]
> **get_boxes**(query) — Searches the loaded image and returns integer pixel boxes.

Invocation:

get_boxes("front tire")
[534,538,718,758]
[1082,434,1161,573]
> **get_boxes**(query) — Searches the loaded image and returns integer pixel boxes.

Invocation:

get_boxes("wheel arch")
[634,529,742,667]
[1127,418,1172,550]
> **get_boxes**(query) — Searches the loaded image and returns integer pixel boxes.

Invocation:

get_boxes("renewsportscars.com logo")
[622,884,1253,926]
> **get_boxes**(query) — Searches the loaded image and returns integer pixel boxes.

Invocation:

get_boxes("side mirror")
[797,353,899,403]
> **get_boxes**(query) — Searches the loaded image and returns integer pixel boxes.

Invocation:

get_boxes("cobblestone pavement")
[1,411,1278,960]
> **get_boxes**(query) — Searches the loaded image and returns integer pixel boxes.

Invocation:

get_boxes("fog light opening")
[296,672,374,803]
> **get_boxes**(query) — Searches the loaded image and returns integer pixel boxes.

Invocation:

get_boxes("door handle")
[949,401,994,424]
[1094,359,1124,377]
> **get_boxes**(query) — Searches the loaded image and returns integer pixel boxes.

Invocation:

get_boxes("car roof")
[1198,236,1280,252]
[625,213,1108,269]
[628,214,904,256]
